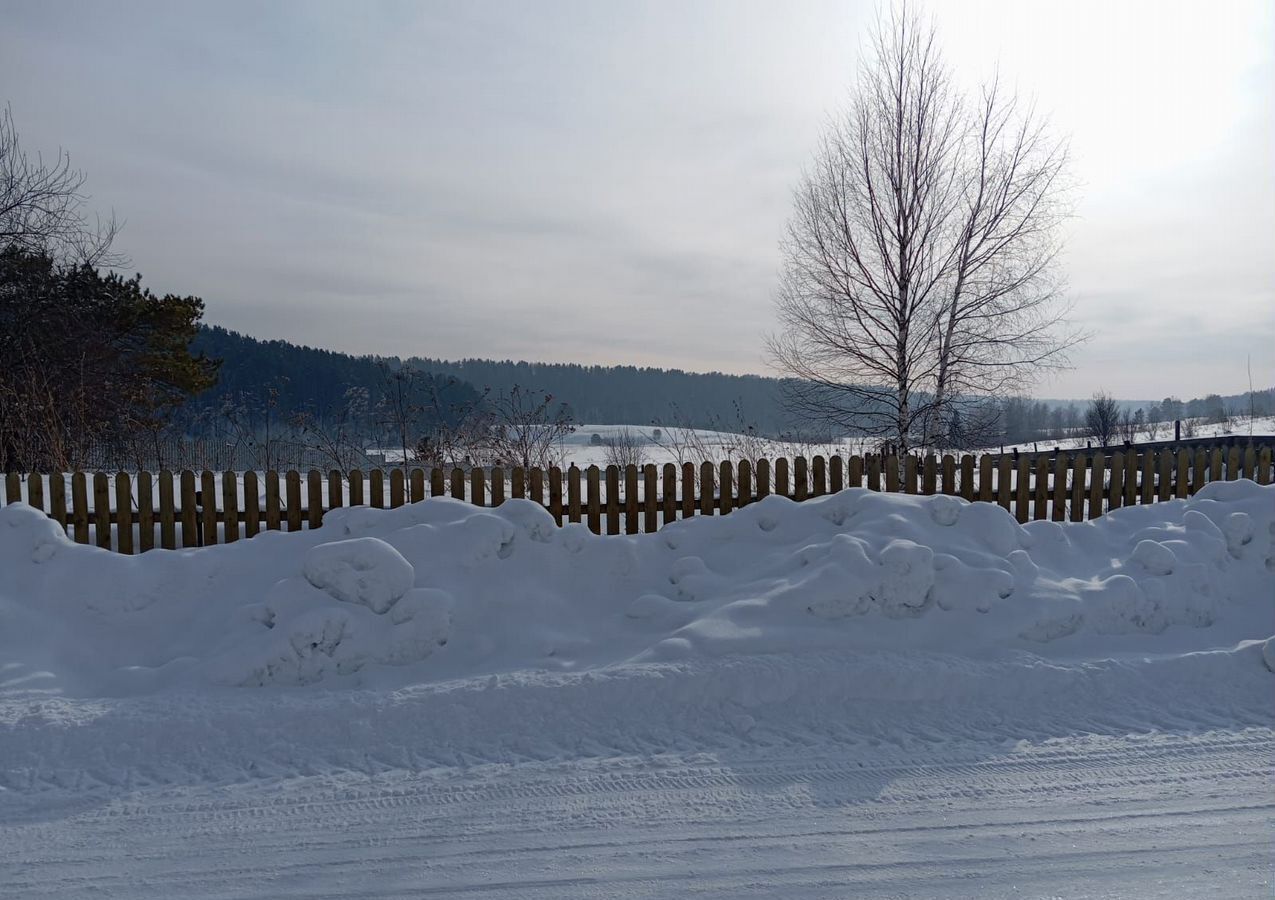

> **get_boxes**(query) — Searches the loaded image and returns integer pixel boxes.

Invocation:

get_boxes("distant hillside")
[187,327,482,429]
[408,357,795,433]
[187,328,795,434]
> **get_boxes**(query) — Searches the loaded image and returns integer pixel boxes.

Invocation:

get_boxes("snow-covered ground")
[1,479,1272,897]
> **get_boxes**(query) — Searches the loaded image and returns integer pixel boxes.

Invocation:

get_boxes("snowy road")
[3,727,1271,899]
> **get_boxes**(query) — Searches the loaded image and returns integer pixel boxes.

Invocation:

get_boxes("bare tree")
[1,105,121,266]
[769,5,1078,453]
[603,427,647,469]
[1084,391,1120,447]
[478,386,574,470]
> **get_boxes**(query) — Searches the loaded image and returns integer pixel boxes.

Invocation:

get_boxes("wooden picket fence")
[3,443,1271,555]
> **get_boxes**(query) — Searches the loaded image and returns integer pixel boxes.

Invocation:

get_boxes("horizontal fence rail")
[2,444,1271,554]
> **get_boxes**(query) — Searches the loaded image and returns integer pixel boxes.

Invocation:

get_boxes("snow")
[1,480,1272,897]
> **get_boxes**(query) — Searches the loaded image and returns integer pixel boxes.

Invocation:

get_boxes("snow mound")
[0,480,1271,695]
[303,537,415,613]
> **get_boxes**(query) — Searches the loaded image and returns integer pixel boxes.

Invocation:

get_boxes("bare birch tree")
[770,5,1079,453]
[1,105,121,266]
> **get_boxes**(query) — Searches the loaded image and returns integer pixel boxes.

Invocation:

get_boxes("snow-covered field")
[1,478,1272,897]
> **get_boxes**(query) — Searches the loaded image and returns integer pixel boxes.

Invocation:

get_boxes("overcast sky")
[3,0,1272,399]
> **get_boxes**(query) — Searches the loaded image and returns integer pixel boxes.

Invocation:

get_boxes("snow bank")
[0,481,1271,696]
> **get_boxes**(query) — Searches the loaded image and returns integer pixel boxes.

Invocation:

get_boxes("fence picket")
[450,468,465,501]
[566,464,581,520]
[411,468,426,503]
[308,469,323,527]
[1033,455,1049,520]
[1175,449,1190,499]
[389,469,405,508]
[794,456,808,501]
[904,455,918,495]
[349,469,364,507]
[1088,451,1105,518]
[923,454,936,496]
[72,472,90,544]
[328,470,343,510]
[624,465,639,534]
[1259,447,1272,485]
[492,466,506,507]
[223,471,239,542]
[885,455,900,493]
[1108,452,1124,512]
[1051,454,1067,522]
[1140,452,1154,504]
[942,454,955,497]
[960,455,974,501]
[1015,456,1030,523]
[682,462,696,519]
[756,458,771,497]
[138,470,154,550]
[587,465,601,534]
[471,468,486,507]
[1227,446,1240,481]
[116,472,134,554]
[27,471,44,513]
[775,457,790,498]
[848,455,862,490]
[996,455,1012,511]
[243,471,260,538]
[977,455,993,503]
[285,470,302,532]
[719,461,734,516]
[370,469,384,508]
[605,466,620,535]
[51,473,67,532]
[549,467,563,524]
[737,459,752,508]
[199,471,218,545]
[1070,453,1085,522]
[643,464,658,533]
[529,467,544,506]
[662,463,677,524]
[159,470,176,548]
[431,467,445,498]
[265,471,281,532]
[812,455,826,497]
[830,455,843,493]
[700,462,715,516]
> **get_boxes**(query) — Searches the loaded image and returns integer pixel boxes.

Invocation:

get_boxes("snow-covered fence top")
[3,444,1272,554]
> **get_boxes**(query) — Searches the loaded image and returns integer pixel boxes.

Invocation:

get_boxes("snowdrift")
[0,480,1272,697]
